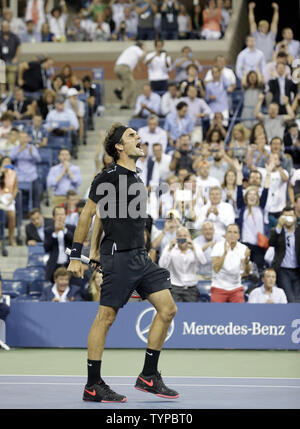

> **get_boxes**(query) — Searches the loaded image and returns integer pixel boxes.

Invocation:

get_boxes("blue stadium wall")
[6,302,300,350]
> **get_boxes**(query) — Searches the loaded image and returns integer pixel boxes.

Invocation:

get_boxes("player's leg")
[83,305,126,403]
[146,288,177,351]
[87,305,118,361]
[135,278,179,399]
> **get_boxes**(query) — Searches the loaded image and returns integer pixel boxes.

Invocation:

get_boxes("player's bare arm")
[67,198,96,278]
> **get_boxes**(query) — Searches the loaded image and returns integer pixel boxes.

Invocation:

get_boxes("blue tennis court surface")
[0,375,299,409]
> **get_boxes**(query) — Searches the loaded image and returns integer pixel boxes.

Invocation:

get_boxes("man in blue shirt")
[46,147,82,207]
[9,130,41,209]
[276,27,300,65]
[235,35,266,81]
[163,101,194,146]
[205,66,234,126]
[134,83,161,118]
[27,114,48,147]
[45,94,79,158]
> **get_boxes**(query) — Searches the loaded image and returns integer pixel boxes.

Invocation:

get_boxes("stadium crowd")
[0,0,232,45]
[1,0,300,350]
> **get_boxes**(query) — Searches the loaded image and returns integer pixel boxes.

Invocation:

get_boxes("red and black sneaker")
[135,372,179,399]
[83,379,127,403]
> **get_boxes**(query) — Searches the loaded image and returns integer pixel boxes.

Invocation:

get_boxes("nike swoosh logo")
[146,352,153,356]
[139,376,154,387]
[85,388,96,396]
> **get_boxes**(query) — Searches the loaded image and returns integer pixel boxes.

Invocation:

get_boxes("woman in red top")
[201,0,222,40]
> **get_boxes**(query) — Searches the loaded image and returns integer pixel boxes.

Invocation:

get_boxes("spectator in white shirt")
[152,143,172,182]
[257,152,289,228]
[65,88,85,145]
[134,83,161,118]
[182,84,212,144]
[151,208,181,255]
[78,8,95,36]
[161,82,180,117]
[138,115,168,155]
[204,55,236,88]
[114,42,147,109]
[2,8,26,35]
[136,142,160,190]
[248,267,287,303]
[195,160,220,205]
[159,226,207,302]
[45,95,79,132]
[111,0,131,28]
[235,35,266,81]
[144,39,172,95]
[90,12,111,41]
[25,0,46,31]
[208,142,231,186]
[194,186,235,237]
[45,94,79,158]
[211,223,251,302]
[46,2,69,42]
[111,7,138,41]
[159,176,181,218]
[193,220,220,280]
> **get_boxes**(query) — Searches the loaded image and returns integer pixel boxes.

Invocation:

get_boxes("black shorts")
[100,248,171,308]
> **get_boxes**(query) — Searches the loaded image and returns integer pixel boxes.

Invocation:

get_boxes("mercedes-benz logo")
[136,307,175,344]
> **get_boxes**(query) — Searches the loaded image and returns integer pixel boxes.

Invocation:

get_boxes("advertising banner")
[6,302,300,349]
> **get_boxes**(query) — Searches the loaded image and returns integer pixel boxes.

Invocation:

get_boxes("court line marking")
[1,375,300,380]
[0,382,299,389]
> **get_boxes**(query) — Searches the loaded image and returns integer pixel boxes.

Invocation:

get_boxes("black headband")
[111,126,128,144]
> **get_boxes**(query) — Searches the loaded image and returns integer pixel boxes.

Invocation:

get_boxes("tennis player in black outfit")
[68,123,178,403]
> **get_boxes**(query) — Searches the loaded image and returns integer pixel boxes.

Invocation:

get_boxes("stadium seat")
[129,118,165,131]
[129,118,147,131]
[38,148,53,166]
[13,267,46,282]
[27,253,48,268]
[1,280,28,298]
[37,163,51,193]
[15,295,40,302]
[27,243,46,257]
[12,120,32,131]
[48,135,71,150]
[28,279,51,298]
